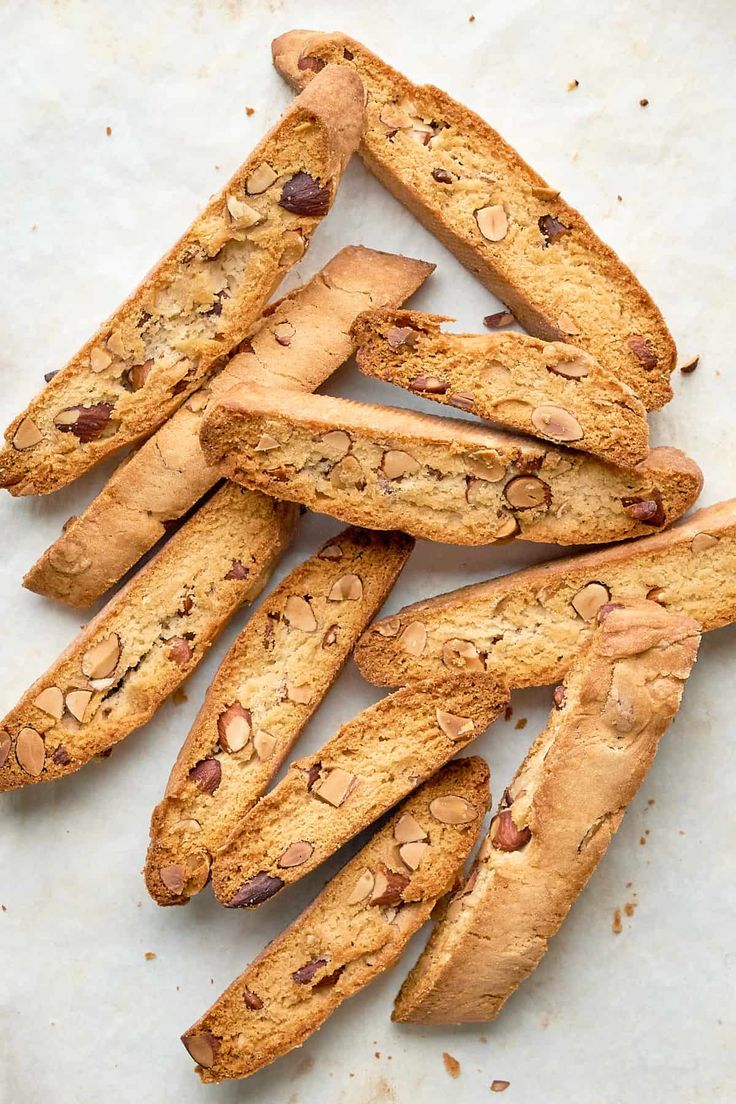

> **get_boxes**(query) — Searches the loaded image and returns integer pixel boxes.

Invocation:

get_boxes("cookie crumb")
[639,98,649,107]
[612,908,622,934]
[172,687,188,705]
[479,1035,487,1043]
[514,717,527,731]
[567,79,579,91]
[679,355,699,375]
[503,705,513,722]
[639,836,646,845]
[491,1081,510,1093]
[624,901,636,917]
[144,952,156,961]
[1,905,6,911]
[105,126,112,136]
[245,106,255,116]
[443,1052,461,1078]
[617,194,623,202]
[469,14,475,21]
[31,224,37,231]
[375,1051,381,1059]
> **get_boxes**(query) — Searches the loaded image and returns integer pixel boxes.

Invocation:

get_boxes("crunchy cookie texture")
[355,497,736,690]
[212,674,507,908]
[0,66,365,496]
[273,30,676,409]
[393,600,700,1024]
[23,247,433,608]
[0,485,296,791]
[145,527,414,906]
[200,385,701,547]
[352,309,649,467]
[182,758,489,1082]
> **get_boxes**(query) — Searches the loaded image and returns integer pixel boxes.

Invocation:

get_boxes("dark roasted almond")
[292,958,328,985]
[242,986,264,1010]
[627,335,658,370]
[225,559,250,580]
[483,310,515,329]
[228,871,284,908]
[491,809,532,852]
[167,636,193,666]
[432,167,454,184]
[126,359,154,390]
[189,758,221,795]
[539,213,572,245]
[279,171,331,217]
[622,493,666,526]
[297,53,326,73]
[54,403,115,443]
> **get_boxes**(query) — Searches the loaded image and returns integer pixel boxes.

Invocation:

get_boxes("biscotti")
[355,497,736,690]
[393,600,700,1023]
[352,309,649,467]
[0,485,296,791]
[272,31,676,409]
[212,674,508,908]
[0,66,364,496]
[145,527,414,906]
[23,247,433,608]
[199,385,701,547]
[182,758,489,1081]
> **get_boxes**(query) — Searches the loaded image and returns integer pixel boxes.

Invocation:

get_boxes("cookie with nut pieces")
[182,757,489,1081]
[144,525,414,906]
[211,673,508,908]
[393,599,700,1023]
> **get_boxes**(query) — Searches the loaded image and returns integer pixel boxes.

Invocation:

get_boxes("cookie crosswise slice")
[354,497,736,690]
[182,757,490,1082]
[211,674,508,908]
[0,65,365,496]
[352,308,649,467]
[392,600,700,1024]
[145,526,414,906]
[199,384,702,547]
[0,485,297,791]
[23,247,433,608]
[272,30,676,409]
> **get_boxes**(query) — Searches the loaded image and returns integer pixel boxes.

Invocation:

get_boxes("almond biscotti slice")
[23,248,433,608]
[0,66,364,497]
[352,309,649,467]
[212,674,508,908]
[392,600,700,1023]
[145,526,414,907]
[355,497,736,691]
[199,385,701,547]
[272,31,675,409]
[0,485,297,791]
[182,757,489,1081]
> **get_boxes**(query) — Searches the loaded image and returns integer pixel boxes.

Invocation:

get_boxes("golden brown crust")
[199,384,701,546]
[23,248,433,608]
[0,485,297,791]
[392,600,700,1024]
[355,497,735,690]
[0,66,364,496]
[144,527,414,906]
[272,31,676,409]
[211,674,508,908]
[182,758,490,1082]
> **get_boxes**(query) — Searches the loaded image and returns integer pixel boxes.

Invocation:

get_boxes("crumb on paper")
[245,106,255,116]
[479,1035,487,1043]
[648,798,656,806]
[105,125,112,136]
[639,98,649,107]
[680,355,699,374]
[443,1052,461,1078]
[31,223,37,231]
[612,908,622,934]
[624,901,636,917]
[640,836,646,845]
[144,952,156,961]
[504,705,513,722]
[469,14,475,21]
[491,1081,510,1093]
[617,194,623,202]
[172,687,188,705]
[514,717,527,731]
[567,79,579,91]
[625,881,633,888]
[375,1051,381,1059]
[1,905,6,912]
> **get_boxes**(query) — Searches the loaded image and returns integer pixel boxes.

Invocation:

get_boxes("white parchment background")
[0,1,734,1102]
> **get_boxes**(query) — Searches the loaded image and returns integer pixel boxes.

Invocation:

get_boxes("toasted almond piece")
[328,573,363,601]
[381,449,421,480]
[246,162,278,194]
[531,404,583,442]
[66,689,93,722]
[442,638,484,672]
[400,621,428,656]
[16,727,45,776]
[347,868,375,905]
[165,818,202,836]
[330,455,364,489]
[410,375,449,394]
[467,449,506,482]
[370,866,411,906]
[557,312,580,335]
[318,430,352,460]
[81,634,121,680]
[436,708,475,741]
[679,354,699,375]
[429,794,477,824]
[374,617,401,638]
[495,515,520,539]
[571,581,611,620]
[89,346,113,373]
[399,840,429,869]
[278,840,314,868]
[475,204,508,242]
[253,730,277,761]
[287,682,313,705]
[284,595,318,632]
[254,433,280,452]
[33,686,64,720]
[106,330,126,358]
[182,1032,219,1069]
[314,767,358,807]
[319,543,343,561]
[691,532,719,553]
[0,732,11,769]
[218,704,252,753]
[504,475,551,510]
[187,390,209,413]
[394,813,428,844]
[13,417,43,450]
[548,356,591,380]
[160,864,186,894]
[226,194,262,227]
[273,321,295,346]
[491,809,532,852]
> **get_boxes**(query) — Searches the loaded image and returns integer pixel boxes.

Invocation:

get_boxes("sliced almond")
[89,346,113,373]
[548,356,591,380]
[369,866,410,906]
[400,621,427,656]
[66,690,93,723]
[0,732,11,769]
[399,840,429,869]
[347,868,375,905]
[557,312,580,335]
[691,533,719,554]
[374,617,401,638]
[226,194,262,227]
[381,450,421,480]
[442,638,484,672]
[495,515,520,539]
[165,818,201,836]
[160,864,186,894]
[246,162,278,194]
[182,1032,219,1069]
[330,455,364,490]
[429,795,477,825]
[253,730,277,760]
[218,703,252,753]
[531,404,583,442]
[33,686,64,720]
[314,767,358,807]
[328,574,363,601]
[475,204,508,242]
[81,634,121,680]
[319,543,343,561]
[287,682,313,705]
[436,709,475,741]
[13,417,43,450]
[284,595,318,632]
[318,430,351,460]
[410,375,449,394]
[504,475,551,509]
[16,727,45,776]
[278,840,314,868]
[467,449,506,482]
[254,433,280,452]
[571,581,611,620]
[394,813,428,845]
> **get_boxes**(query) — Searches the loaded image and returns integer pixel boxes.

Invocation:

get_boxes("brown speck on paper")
[443,1052,461,1078]
[514,717,527,731]
[245,106,255,116]
[568,79,579,91]
[624,901,636,917]
[639,98,649,107]
[469,14,475,21]
[612,908,622,934]
[172,688,188,705]
[503,705,513,722]
[105,126,112,136]
[491,1082,511,1093]
[144,952,156,961]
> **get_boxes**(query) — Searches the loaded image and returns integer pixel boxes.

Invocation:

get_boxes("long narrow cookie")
[352,309,649,467]
[23,248,433,608]
[212,674,508,908]
[272,31,676,409]
[0,485,297,791]
[182,758,489,1082]
[0,66,364,496]
[145,527,414,906]
[199,385,701,547]
[355,497,736,690]
[393,600,700,1023]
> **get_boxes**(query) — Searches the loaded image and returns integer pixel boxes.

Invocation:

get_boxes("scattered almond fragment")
[679,354,699,375]
[491,1080,511,1093]
[443,1052,461,1079]
[483,310,515,329]
[313,767,358,807]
